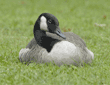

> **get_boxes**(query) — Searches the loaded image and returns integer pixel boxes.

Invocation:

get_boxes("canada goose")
[19,13,94,66]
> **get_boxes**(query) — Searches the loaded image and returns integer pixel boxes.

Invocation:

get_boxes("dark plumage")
[19,13,94,66]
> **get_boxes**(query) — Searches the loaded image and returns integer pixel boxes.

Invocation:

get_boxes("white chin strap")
[40,16,48,32]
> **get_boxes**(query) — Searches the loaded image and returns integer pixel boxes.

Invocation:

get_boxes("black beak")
[54,26,66,39]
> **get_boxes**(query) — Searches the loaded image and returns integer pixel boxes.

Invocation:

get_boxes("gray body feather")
[19,32,94,66]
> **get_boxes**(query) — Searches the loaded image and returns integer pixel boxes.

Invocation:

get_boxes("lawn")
[0,0,110,84]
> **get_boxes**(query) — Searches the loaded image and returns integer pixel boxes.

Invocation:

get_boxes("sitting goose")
[19,13,94,66]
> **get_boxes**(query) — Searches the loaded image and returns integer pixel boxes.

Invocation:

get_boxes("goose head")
[34,13,66,39]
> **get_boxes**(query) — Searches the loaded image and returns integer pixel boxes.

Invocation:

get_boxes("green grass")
[0,0,110,84]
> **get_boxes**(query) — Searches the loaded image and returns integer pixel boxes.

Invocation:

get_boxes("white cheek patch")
[40,16,48,32]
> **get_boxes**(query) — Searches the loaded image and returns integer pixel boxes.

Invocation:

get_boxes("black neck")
[33,22,60,52]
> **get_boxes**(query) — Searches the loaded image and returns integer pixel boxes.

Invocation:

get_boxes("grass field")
[0,0,110,84]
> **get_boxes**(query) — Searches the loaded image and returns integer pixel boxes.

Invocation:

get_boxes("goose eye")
[48,19,52,24]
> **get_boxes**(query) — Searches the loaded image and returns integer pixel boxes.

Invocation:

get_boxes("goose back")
[26,32,86,49]
[19,32,93,66]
